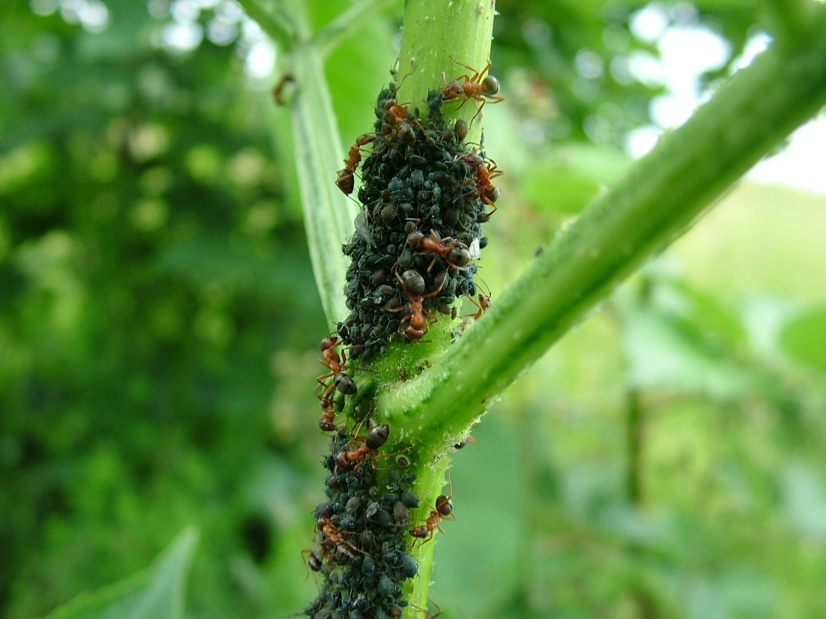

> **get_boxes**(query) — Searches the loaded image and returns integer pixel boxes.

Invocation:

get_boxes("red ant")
[464,279,492,320]
[459,152,503,221]
[335,133,375,195]
[382,99,422,144]
[406,228,471,272]
[467,292,492,319]
[335,423,390,468]
[316,516,364,558]
[315,334,357,401]
[387,271,446,341]
[454,429,477,449]
[318,397,338,432]
[442,56,504,124]
[301,543,324,575]
[272,73,296,106]
[409,492,455,543]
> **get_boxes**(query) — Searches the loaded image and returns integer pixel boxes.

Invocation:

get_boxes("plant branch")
[237,0,297,50]
[288,42,358,327]
[396,0,496,144]
[313,0,398,58]
[355,2,497,616]
[264,0,359,328]
[761,0,818,46]
[379,12,826,460]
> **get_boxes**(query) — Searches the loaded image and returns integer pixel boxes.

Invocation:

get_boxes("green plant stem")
[762,0,816,46]
[288,40,357,327]
[237,0,296,50]
[396,0,496,143]
[379,9,826,462]
[256,0,359,328]
[364,2,496,616]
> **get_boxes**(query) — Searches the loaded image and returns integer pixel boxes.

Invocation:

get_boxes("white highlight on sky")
[245,38,275,79]
[626,5,826,195]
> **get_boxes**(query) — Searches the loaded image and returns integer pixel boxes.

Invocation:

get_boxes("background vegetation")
[2,1,825,618]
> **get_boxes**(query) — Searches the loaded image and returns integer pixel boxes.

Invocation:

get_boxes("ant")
[315,334,358,401]
[318,397,339,432]
[458,152,503,221]
[316,516,364,558]
[382,99,422,144]
[335,423,390,469]
[272,73,296,106]
[464,279,492,320]
[300,544,324,576]
[335,133,375,195]
[454,424,478,449]
[387,271,446,341]
[442,56,504,124]
[406,227,471,272]
[409,490,455,543]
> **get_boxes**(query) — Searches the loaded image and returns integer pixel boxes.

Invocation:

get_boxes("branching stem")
[378,16,826,453]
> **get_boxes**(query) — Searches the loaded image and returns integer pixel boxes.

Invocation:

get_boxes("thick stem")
[266,0,359,329]
[376,2,497,616]
[236,0,296,51]
[396,0,496,143]
[289,40,357,328]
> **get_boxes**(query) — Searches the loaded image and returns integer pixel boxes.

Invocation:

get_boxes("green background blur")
[2,1,826,618]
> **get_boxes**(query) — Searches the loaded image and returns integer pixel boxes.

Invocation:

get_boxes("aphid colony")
[301,425,421,618]
[336,65,501,361]
[302,60,501,618]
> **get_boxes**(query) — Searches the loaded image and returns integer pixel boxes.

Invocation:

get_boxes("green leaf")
[44,528,199,619]
[780,461,826,539]
[621,307,751,399]
[779,304,826,371]
[521,143,630,215]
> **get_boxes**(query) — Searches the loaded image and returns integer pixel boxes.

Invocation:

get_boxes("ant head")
[320,334,339,350]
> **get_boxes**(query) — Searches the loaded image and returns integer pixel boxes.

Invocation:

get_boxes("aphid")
[336,133,375,195]
[454,119,468,141]
[335,423,390,468]
[316,334,358,401]
[442,56,505,124]
[406,227,471,272]
[387,271,446,341]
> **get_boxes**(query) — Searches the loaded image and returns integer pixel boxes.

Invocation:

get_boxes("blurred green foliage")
[1,1,825,619]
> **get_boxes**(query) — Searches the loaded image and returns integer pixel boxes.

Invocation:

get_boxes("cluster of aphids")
[336,59,503,361]
[301,425,421,618]
[302,59,501,618]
